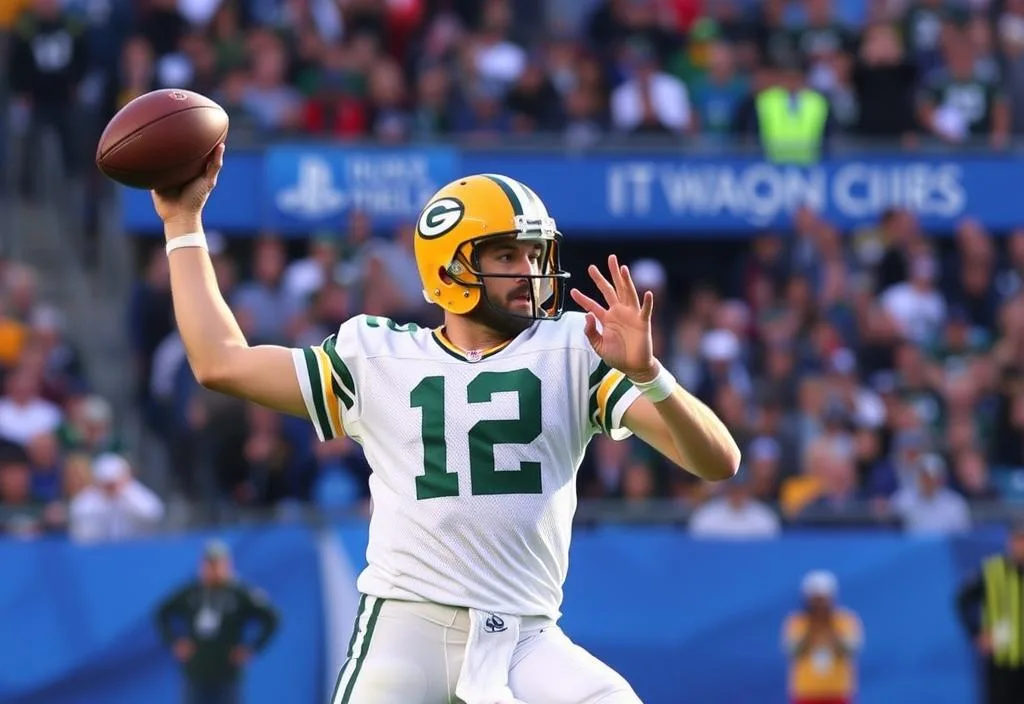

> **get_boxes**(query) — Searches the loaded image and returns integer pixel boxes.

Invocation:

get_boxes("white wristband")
[631,363,676,403]
[165,232,208,255]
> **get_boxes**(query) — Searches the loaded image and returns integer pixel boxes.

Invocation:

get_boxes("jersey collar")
[431,327,515,363]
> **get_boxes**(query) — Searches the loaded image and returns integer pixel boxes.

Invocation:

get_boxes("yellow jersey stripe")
[595,370,625,430]
[314,347,345,439]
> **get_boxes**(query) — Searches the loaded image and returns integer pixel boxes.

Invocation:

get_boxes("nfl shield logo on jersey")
[466,349,483,363]
[484,614,507,633]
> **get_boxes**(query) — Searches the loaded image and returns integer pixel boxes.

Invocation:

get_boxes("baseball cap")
[92,453,129,484]
[917,453,946,479]
[801,570,838,598]
[203,539,231,561]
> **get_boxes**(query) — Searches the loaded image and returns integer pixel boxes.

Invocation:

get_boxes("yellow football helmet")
[414,173,570,320]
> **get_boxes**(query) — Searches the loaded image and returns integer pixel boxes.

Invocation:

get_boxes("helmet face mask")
[449,232,568,323]
[415,174,571,323]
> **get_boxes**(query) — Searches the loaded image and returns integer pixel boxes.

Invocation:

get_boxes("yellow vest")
[756,87,829,165]
[983,556,1024,668]
[783,608,862,697]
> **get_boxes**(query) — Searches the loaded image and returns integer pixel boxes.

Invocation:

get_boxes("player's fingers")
[618,264,641,309]
[641,290,655,322]
[587,264,619,305]
[570,288,607,323]
[207,143,225,185]
[608,254,626,294]
[583,313,602,349]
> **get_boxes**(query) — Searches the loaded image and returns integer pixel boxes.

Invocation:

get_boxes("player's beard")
[469,283,537,338]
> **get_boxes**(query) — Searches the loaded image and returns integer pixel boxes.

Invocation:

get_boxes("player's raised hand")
[151,143,225,228]
[570,254,658,383]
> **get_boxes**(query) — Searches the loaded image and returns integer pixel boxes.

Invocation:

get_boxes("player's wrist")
[164,217,203,239]
[626,361,660,385]
[629,361,676,403]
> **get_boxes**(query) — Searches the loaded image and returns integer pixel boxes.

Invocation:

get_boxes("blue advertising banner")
[120,146,1024,237]
[262,145,460,231]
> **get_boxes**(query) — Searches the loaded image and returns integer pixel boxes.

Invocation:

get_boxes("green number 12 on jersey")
[410,369,544,499]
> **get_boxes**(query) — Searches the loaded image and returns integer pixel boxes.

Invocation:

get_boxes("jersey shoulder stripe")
[294,346,346,441]
[322,334,356,407]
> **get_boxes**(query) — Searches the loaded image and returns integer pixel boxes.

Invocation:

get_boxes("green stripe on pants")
[340,597,384,703]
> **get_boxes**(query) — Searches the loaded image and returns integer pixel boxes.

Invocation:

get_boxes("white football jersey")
[291,311,641,619]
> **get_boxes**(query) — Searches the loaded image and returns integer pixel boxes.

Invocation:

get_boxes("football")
[95,88,229,191]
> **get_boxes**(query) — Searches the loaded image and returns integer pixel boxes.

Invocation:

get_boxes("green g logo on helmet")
[417,197,465,239]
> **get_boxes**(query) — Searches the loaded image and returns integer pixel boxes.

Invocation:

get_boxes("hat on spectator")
[829,348,857,376]
[203,539,231,561]
[92,453,129,484]
[630,259,666,291]
[701,329,740,362]
[81,395,113,426]
[917,453,946,479]
[689,18,720,42]
[157,54,194,88]
[801,570,838,599]
[749,436,780,463]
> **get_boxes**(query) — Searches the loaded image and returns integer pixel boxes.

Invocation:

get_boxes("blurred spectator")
[782,570,864,704]
[853,23,918,140]
[890,453,972,534]
[68,453,165,543]
[880,254,947,345]
[916,22,1010,147]
[156,540,280,704]
[738,57,833,164]
[0,365,63,446]
[0,448,63,537]
[611,38,694,135]
[689,471,781,539]
[957,522,1024,704]
[8,0,88,197]
[230,237,300,345]
[688,39,748,138]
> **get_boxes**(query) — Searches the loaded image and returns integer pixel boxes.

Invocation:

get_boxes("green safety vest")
[983,555,1024,668]
[755,87,829,165]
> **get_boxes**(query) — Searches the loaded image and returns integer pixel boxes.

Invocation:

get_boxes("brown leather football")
[95,88,229,191]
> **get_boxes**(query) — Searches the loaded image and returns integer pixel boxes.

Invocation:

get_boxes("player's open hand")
[570,255,658,383]
[150,143,225,228]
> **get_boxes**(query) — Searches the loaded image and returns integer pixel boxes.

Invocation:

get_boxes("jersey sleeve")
[586,358,642,441]
[291,318,362,442]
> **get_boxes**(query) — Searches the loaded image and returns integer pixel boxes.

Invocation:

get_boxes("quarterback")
[153,144,740,704]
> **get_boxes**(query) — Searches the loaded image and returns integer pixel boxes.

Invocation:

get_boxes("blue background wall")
[118,146,1024,236]
[0,525,1007,704]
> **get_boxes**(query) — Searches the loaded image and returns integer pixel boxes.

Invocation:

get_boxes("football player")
[152,144,740,704]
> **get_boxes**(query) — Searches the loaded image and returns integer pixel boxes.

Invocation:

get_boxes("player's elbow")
[192,361,235,393]
[702,443,742,482]
[190,344,251,392]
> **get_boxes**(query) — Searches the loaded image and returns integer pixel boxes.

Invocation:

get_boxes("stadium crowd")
[4,0,1024,537]
[4,0,1024,175]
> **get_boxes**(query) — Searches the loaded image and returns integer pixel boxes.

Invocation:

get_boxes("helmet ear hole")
[438,266,453,284]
